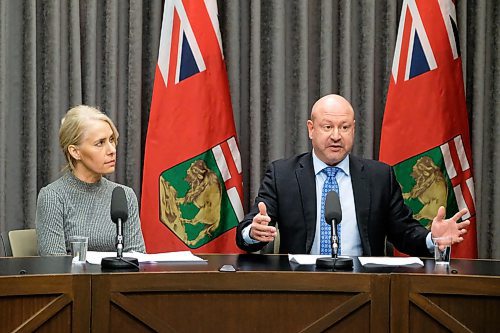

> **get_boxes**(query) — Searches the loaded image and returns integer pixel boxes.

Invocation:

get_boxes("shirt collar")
[312,149,350,177]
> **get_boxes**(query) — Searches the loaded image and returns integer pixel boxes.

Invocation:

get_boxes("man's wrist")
[426,232,435,253]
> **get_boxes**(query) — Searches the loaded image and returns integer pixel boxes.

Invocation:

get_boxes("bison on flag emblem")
[158,138,243,248]
[395,135,476,233]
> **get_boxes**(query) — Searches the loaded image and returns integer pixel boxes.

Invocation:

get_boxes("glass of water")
[433,236,452,265]
[69,236,88,263]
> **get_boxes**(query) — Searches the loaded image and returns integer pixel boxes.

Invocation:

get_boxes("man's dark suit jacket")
[236,152,432,257]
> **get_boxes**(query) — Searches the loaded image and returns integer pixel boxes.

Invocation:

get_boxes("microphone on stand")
[316,191,353,270]
[101,187,139,270]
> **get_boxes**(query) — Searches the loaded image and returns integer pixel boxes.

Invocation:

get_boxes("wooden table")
[0,255,498,332]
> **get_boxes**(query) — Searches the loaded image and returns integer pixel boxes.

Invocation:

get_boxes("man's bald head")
[310,94,355,121]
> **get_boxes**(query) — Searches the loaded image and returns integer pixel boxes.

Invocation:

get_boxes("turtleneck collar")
[63,172,106,193]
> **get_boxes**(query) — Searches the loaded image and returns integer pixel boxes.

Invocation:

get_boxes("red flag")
[141,0,244,253]
[379,0,477,258]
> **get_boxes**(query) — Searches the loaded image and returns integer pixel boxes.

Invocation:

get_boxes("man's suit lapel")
[349,155,372,256]
[296,153,317,253]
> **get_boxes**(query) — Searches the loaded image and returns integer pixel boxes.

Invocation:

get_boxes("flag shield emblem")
[159,144,240,249]
[395,149,458,228]
[394,135,474,229]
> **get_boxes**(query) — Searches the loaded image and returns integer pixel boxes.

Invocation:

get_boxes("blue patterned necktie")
[320,167,341,255]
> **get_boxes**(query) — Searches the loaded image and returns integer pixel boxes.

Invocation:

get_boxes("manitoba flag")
[379,0,477,258]
[141,0,244,253]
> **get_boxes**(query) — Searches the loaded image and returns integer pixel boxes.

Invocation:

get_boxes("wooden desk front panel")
[391,274,500,333]
[0,274,91,333]
[92,272,390,333]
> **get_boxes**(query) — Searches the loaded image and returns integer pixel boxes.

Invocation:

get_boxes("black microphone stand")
[101,217,139,270]
[316,219,353,270]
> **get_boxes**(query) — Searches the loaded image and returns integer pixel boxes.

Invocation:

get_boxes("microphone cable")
[119,257,140,270]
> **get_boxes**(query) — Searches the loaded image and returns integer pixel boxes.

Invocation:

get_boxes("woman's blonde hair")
[59,105,119,171]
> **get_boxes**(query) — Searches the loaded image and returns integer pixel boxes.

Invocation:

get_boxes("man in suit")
[236,94,469,256]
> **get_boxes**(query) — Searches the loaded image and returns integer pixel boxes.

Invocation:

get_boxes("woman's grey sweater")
[36,172,145,255]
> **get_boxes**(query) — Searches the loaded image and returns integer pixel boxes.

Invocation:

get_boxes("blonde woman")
[36,105,145,255]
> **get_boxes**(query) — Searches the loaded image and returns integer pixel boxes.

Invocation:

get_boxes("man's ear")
[307,120,314,139]
[68,145,80,161]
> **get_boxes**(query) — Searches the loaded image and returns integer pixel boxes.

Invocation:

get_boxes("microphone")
[324,191,342,258]
[111,186,128,258]
[101,187,139,270]
[316,191,353,270]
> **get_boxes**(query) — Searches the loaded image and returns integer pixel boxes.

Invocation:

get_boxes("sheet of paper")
[85,251,206,265]
[134,251,207,263]
[358,256,423,266]
[288,254,334,265]
[288,255,424,266]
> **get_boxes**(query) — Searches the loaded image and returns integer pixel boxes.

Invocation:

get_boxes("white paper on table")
[85,251,206,265]
[288,254,333,265]
[358,256,423,266]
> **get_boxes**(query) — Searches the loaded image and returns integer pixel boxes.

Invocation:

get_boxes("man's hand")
[249,202,277,242]
[430,206,470,244]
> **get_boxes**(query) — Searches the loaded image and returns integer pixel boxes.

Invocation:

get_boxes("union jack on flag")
[392,0,461,83]
[158,0,219,85]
